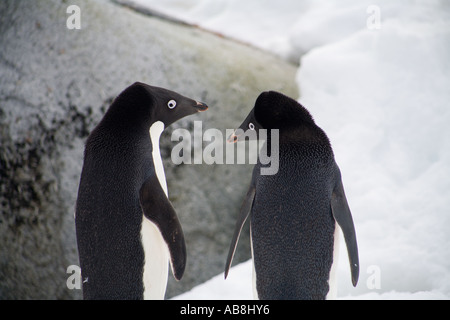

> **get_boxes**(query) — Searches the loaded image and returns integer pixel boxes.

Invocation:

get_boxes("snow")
[173,260,254,300]
[127,0,450,300]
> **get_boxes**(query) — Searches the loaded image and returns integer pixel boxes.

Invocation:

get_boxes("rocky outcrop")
[0,0,298,299]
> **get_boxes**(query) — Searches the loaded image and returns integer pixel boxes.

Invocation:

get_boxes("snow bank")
[173,260,254,300]
[127,0,450,299]
[123,1,450,62]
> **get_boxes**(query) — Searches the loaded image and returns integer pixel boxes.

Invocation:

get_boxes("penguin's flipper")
[224,168,258,279]
[331,166,359,287]
[224,186,255,279]
[139,176,186,281]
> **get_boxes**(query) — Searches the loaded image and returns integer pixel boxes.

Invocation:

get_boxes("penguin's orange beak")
[227,131,239,143]
[194,101,208,112]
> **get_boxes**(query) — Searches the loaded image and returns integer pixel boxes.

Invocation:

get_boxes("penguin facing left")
[224,91,359,300]
[75,82,208,300]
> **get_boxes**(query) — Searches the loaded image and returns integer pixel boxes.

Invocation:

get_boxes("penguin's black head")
[228,91,314,143]
[104,82,208,130]
[254,91,314,129]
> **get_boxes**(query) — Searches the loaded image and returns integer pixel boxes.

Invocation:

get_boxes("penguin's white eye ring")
[249,123,255,130]
[168,100,177,109]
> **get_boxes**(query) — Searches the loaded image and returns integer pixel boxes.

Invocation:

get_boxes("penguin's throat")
[149,121,168,197]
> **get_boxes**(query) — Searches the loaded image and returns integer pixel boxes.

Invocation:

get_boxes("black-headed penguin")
[75,82,207,299]
[225,91,358,300]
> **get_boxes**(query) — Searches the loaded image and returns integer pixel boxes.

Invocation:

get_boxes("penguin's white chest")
[140,121,170,300]
[141,218,170,299]
[149,121,168,196]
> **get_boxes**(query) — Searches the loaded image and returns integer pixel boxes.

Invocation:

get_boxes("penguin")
[224,91,359,300]
[75,82,208,300]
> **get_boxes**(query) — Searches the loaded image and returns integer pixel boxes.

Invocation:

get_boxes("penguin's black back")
[75,117,153,299]
[251,126,337,300]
